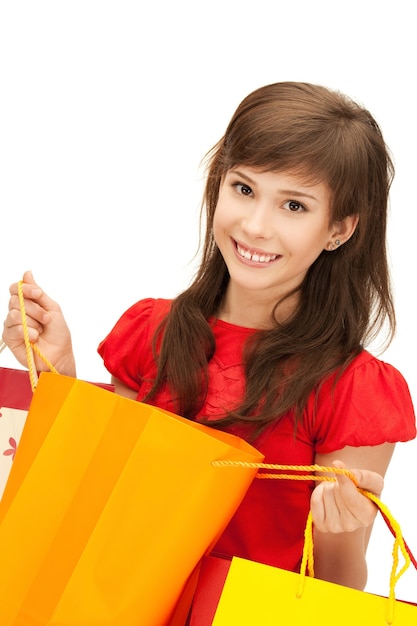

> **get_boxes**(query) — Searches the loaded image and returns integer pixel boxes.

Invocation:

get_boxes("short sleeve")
[309,351,416,453]
[97,298,168,391]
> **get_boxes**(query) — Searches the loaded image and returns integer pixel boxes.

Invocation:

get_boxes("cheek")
[212,209,224,249]
[286,226,330,258]
[212,202,230,236]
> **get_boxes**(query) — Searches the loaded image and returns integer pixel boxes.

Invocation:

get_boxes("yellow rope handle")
[212,461,359,484]
[18,279,59,391]
[297,510,314,597]
[360,489,410,625]
[212,461,411,623]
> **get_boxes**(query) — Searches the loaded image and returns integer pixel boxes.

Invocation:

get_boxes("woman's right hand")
[1,270,76,377]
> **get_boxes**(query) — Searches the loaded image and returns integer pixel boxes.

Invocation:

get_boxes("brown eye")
[284,200,306,212]
[233,183,253,196]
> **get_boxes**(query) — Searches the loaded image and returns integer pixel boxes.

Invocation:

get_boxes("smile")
[235,242,279,264]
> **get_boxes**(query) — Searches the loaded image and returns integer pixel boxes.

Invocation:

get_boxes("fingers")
[4,271,52,343]
[9,270,40,297]
[3,306,45,344]
[9,270,58,315]
[7,293,51,327]
[2,271,57,369]
[311,482,364,533]
[310,460,381,534]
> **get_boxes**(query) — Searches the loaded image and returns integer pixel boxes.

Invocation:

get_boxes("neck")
[217,289,299,329]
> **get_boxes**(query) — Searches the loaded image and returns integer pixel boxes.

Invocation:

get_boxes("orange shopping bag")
[0,358,113,499]
[209,465,417,626]
[0,372,263,626]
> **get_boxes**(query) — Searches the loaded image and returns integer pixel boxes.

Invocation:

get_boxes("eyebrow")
[279,189,318,201]
[229,169,319,201]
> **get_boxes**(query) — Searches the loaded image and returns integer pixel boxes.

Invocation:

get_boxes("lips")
[235,241,279,264]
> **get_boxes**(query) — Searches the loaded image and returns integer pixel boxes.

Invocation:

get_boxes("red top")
[98,298,416,572]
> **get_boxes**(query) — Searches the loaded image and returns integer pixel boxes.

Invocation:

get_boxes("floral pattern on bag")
[0,407,28,497]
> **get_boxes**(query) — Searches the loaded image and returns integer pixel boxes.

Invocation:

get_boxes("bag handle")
[17,279,59,392]
[212,461,416,624]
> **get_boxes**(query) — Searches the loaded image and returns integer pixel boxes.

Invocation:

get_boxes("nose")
[241,201,273,239]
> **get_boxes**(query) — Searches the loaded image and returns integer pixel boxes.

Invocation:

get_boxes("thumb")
[22,269,38,286]
[350,468,384,497]
[331,459,358,490]
[332,459,384,497]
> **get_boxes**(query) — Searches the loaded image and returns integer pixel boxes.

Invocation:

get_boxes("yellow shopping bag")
[0,372,263,626]
[210,466,417,626]
[212,555,417,625]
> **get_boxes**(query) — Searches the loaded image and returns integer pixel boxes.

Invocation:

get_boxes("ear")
[325,214,359,251]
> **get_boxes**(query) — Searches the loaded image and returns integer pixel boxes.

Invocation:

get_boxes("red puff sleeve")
[97,298,170,392]
[308,351,416,453]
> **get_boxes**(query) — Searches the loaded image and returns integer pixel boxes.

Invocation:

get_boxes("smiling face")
[213,167,354,324]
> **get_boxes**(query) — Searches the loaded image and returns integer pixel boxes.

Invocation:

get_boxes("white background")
[1,0,416,602]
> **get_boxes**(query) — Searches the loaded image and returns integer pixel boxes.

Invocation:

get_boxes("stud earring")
[327,239,342,251]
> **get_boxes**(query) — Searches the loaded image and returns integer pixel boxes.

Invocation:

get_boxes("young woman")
[3,82,415,592]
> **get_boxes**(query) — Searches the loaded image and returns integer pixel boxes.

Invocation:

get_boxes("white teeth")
[237,244,277,263]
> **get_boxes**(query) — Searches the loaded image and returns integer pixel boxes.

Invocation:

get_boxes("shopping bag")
[188,554,232,626]
[208,467,417,626]
[0,366,34,497]
[0,363,114,499]
[212,555,417,625]
[0,371,264,626]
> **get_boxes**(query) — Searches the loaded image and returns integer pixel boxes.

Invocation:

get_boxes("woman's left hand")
[310,460,384,533]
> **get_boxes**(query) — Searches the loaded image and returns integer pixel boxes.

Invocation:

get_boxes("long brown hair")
[145,82,395,428]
